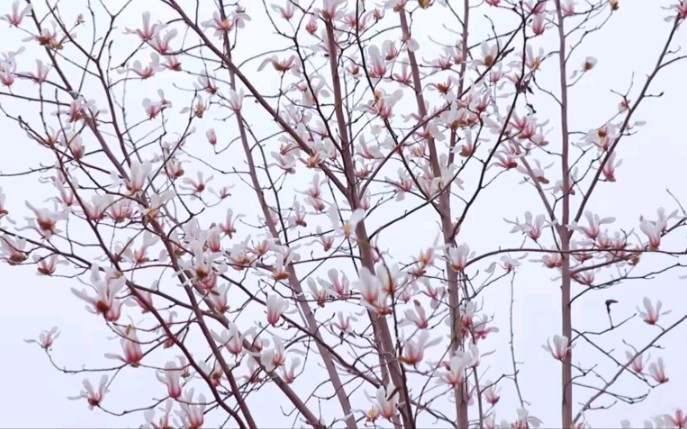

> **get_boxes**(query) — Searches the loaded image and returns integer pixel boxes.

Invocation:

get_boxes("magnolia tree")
[1,0,687,427]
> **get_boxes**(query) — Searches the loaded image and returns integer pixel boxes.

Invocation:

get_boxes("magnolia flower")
[362,406,380,424]
[272,150,297,173]
[639,208,675,250]
[543,335,571,360]
[583,122,619,150]
[666,409,687,428]
[561,0,575,15]
[482,380,501,405]
[269,244,299,280]
[125,160,152,193]
[23,59,51,84]
[0,235,27,265]
[25,201,66,238]
[107,199,134,224]
[399,331,441,366]
[367,45,387,78]
[539,250,563,269]
[386,168,414,201]
[0,185,7,217]
[105,326,143,367]
[416,156,463,195]
[456,128,482,156]
[482,416,498,429]
[161,54,182,71]
[626,350,649,374]
[143,98,166,119]
[640,220,662,250]
[219,208,243,238]
[531,10,546,35]
[493,149,519,170]
[182,241,217,285]
[439,350,474,386]
[648,357,669,384]
[332,311,357,333]
[149,28,177,54]
[401,300,429,329]
[144,190,174,219]
[281,357,301,384]
[637,297,670,325]
[266,294,288,325]
[123,231,158,265]
[329,206,365,238]
[260,335,286,372]
[24,23,63,49]
[471,314,500,341]
[602,151,622,182]
[583,56,597,71]
[63,132,85,159]
[126,12,159,42]
[507,211,549,241]
[376,262,401,296]
[1,1,31,26]
[177,389,206,429]
[500,254,526,272]
[195,74,218,94]
[418,280,445,310]
[372,384,398,421]
[294,77,330,107]
[207,282,229,314]
[227,88,244,113]
[127,289,153,313]
[385,0,409,11]
[227,240,252,269]
[234,6,251,28]
[0,48,23,71]
[243,358,264,385]
[569,211,615,240]
[363,89,403,119]
[156,311,178,348]
[68,375,109,409]
[289,200,307,228]
[272,1,297,20]
[516,159,550,184]
[71,266,126,322]
[318,268,350,298]
[52,174,72,206]
[212,323,244,355]
[307,277,329,307]
[573,269,597,286]
[666,0,687,21]
[319,0,347,20]
[129,52,160,79]
[24,327,60,349]
[305,14,318,33]
[445,244,473,271]
[156,360,183,399]
[477,41,498,67]
[355,267,382,306]
[201,11,234,37]
[83,194,112,221]
[622,416,670,429]
[257,55,300,76]
[143,400,174,429]
[511,408,543,429]
[199,359,223,387]
[180,171,213,197]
